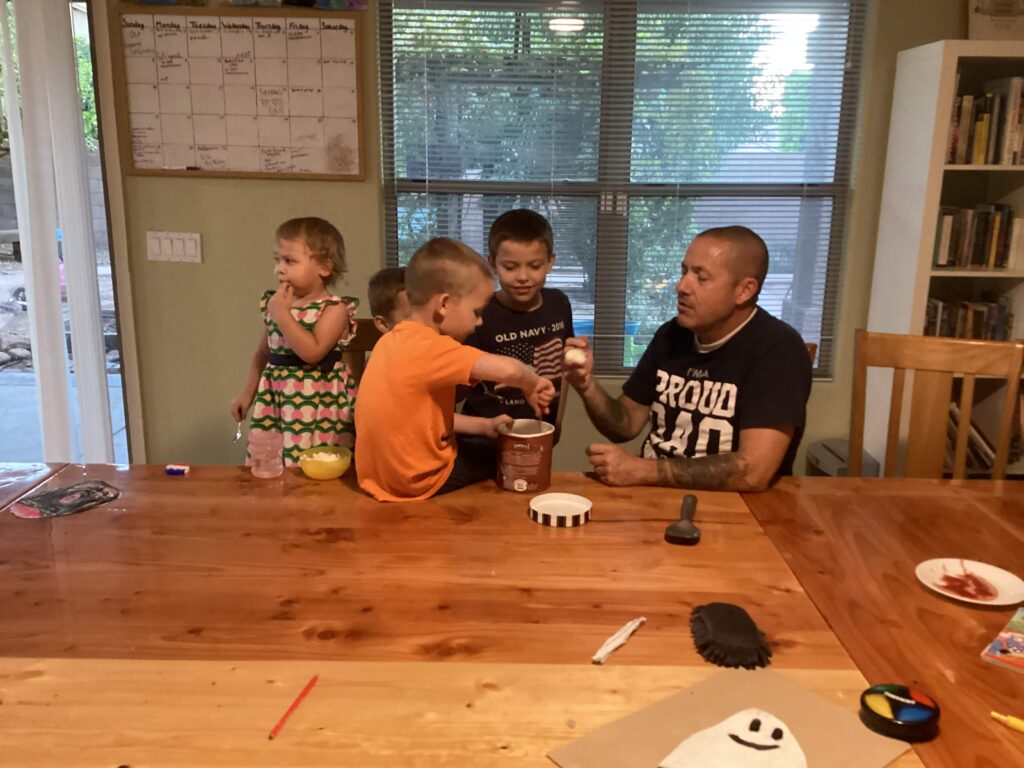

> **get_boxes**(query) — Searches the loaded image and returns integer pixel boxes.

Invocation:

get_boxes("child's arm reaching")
[454,413,513,438]
[230,334,270,421]
[470,353,556,418]
[267,284,351,364]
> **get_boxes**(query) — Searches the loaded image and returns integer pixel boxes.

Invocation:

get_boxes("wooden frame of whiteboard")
[113,3,365,181]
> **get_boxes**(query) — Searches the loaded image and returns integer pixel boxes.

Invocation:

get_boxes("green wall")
[101,1,965,469]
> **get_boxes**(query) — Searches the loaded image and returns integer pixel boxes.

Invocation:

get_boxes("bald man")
[566,226,811,491]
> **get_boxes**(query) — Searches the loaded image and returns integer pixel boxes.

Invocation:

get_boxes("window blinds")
[379,0,866,374]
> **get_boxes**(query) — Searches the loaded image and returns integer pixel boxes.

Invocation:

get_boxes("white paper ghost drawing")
[659,708,807,768]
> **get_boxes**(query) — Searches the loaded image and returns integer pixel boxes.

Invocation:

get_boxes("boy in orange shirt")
[355,238,556,501]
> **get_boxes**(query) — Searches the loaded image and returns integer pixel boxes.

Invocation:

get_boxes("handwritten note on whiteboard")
[121,13,361,178]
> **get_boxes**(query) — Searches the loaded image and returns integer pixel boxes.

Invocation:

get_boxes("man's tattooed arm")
[655,452,765,492]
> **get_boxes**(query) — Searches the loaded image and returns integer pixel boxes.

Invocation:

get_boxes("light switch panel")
[146,231,203,263]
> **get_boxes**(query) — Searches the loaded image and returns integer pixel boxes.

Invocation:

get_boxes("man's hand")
[526,376,556,418]
[563,337,592,391]
[267,282,294,322]
[586,443,655,486]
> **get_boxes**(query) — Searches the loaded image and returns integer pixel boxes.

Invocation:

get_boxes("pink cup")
[248,429,284,478]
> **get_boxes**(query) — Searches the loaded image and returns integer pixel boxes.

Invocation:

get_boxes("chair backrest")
[848,329,1024,479]
[805,342,817,365]
[343,319,384,382]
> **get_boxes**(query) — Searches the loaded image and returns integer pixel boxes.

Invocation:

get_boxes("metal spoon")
[233,421,243,444]
[664,494,701,545]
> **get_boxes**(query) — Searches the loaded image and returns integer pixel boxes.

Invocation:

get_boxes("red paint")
[935,562,997,601]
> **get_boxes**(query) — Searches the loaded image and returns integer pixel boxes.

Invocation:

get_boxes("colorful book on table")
[981,607,1024,673]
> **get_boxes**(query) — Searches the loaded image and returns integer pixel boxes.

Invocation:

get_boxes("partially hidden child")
[230,217,358,465]
[355,237,556,501]
[368,266,412,333]
[459,209,575,474]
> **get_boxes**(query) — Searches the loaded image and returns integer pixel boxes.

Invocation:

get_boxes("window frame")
[379,0,866,377]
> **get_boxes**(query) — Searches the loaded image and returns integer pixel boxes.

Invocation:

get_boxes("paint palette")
[915,558,1024,606]
[859,684,940,742]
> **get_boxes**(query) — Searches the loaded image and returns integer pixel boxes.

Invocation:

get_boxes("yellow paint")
[866,693,894,719]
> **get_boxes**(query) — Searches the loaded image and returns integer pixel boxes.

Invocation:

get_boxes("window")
[379,0,865,374]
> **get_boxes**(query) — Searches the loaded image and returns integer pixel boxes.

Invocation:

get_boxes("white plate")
[529,492,592,527]
[914,558,1024,606]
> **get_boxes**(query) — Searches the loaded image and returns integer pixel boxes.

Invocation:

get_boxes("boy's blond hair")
[405,237,492,307]
[276,217,346,286]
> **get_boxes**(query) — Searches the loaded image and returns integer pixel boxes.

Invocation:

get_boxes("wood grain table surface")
[0,464,923,766]
[0,462,64,510]
[745,476,1024,768]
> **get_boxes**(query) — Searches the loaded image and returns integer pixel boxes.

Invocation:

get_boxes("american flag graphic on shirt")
[532,336,564,379]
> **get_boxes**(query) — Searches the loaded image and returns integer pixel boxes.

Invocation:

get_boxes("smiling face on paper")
[659,709,807,768]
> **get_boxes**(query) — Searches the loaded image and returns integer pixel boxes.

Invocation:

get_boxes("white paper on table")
[254,19,286,59]
[122,15,155,58]
[257,86,288,117]
[128,83,160,114]
[158,84,191,115]
[258,115,290,147]
[191,85,225,116]
[289,87,323,118]
[320,18,355,59]
[255,58,288,87]
[287,18,321,58]
[226,115,260,146]
[224,85,257,116]
[187,17,221,59]
[194,114,227,145]
[592,616,647,664]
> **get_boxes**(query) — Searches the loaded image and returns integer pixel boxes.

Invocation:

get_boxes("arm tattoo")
[655,452,758,492]
[584,394,637,442]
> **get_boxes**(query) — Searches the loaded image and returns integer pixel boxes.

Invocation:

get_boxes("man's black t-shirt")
[622,309,811,475]
[462,288,575,424]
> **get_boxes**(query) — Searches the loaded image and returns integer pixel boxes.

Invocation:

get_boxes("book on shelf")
[933,203,1016,269]
[946,76,1024,165]
[923,296,1013,341]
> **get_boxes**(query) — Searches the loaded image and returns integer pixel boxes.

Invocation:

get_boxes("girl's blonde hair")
[276,217,346,286]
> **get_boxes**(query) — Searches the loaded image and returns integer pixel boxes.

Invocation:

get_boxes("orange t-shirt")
[355,321,485,501]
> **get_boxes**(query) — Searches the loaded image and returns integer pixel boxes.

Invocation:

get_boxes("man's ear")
[735,276,759,306]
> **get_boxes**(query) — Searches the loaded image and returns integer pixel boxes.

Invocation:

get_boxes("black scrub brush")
[690,603,772,669]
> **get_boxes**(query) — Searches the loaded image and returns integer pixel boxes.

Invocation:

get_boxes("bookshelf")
[868,40,1024,477]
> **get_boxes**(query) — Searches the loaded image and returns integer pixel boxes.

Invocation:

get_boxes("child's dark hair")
[368,267,406,319]
[487,209,554,260]
[276,217,346,286]
[406,238,492,307]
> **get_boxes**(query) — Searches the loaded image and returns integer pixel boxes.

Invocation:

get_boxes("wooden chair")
[343,319,383,382]
[849,329,1024,479]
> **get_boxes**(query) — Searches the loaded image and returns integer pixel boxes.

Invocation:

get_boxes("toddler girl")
[230,217,358,465]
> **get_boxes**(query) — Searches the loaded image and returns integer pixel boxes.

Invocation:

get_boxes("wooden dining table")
[0,462,64,510]
[746,477,1024,768]
[0,464,928,766]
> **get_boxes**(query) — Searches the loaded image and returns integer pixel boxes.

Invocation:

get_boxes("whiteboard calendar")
[118,9,364,180]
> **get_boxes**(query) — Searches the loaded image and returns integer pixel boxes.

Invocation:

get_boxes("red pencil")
[268,674,319,741]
